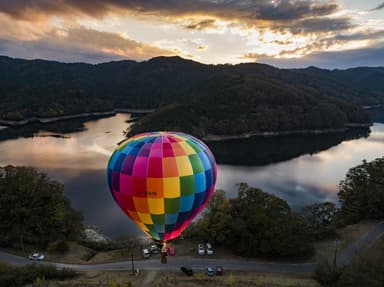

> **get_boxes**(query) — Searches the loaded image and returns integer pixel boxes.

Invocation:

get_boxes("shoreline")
[0,110,372,141]
[203,123,372,142]
[0,108,156,127]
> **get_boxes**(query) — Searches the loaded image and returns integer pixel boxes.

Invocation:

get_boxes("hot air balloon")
[107,131,217,245]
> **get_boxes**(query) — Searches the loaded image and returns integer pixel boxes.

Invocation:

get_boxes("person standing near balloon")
[107,131,217,262]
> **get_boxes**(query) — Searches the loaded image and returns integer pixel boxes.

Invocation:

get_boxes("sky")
[0,0,383,68]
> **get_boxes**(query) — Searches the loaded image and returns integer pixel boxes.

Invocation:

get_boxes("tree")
[228,183,313,258]
[0,166,83,250]
[301,202,337,239]
[338,157,384,225]
[195,190,232,244]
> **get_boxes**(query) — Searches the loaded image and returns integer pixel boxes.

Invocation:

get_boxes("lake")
[0,113,383,238]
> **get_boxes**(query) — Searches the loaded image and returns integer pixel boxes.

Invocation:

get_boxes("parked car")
[142,248,150,258]
[29,253,45,261]
[150,245,160,254]
[167,245,175,256]
[198,243,205,255]
[180,266,193,276]
[206,243,214,255]
[207,267,214,276]
[216,266,223,276]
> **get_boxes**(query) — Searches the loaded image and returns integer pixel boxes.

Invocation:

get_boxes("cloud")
[244,45,384,69]
[196,44,207,51]
[242,27,384,61]
[0,26,174,63]
[0,0,340,21]
[0,0,351,34]
[0,38,117,63]
[290,17,353,34]
[184,19,217,30]
[370,2,384,11]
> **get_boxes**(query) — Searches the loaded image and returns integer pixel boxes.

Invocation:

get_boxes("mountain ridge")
[0,55,380,136]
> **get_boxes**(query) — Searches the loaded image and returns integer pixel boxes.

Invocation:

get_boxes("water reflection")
[216,124,384,210]
[0,114,383,238]
[208,128,370,166]
[0,114,130,170]
[0,114,139,238]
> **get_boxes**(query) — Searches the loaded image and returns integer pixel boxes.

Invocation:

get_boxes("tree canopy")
[190,184,313,258]
[0,166,83,249]
[337,157,384,225]
[129,74,371,137]
[0,55,380,127]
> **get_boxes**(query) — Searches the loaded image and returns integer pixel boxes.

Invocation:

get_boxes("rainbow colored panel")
[107,131,217,242]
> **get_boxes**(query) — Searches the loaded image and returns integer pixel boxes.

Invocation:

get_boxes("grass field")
[312,220,379,261]
[38,270,322,287]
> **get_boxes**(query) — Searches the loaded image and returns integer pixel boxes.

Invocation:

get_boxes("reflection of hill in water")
[208,128,370,166]
[0,116,371,167]
[369,108,384,123]
[0,117,98,141]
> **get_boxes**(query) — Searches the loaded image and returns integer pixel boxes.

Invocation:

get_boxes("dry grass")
[89,248,144,264]
[45,242,145,264]
[40,270,321,287]
[313,220,379,260]
[45,242,91,264]
[359,235,384,261]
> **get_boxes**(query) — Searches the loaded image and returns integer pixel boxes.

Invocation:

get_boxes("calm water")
[0,113,383,238]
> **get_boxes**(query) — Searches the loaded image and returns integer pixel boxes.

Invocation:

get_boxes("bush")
[0,263,77,287]
[80,240,122,251]
[336,257,384,286]
[47,240,69,254]
[314,260,342,286]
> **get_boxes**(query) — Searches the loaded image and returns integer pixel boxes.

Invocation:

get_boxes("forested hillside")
[1,55,383,120]
[130,74,371,136]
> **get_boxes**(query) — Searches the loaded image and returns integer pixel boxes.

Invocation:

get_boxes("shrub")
[0,264,77,287]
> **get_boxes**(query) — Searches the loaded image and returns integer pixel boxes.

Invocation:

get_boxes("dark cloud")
[371,2,384,11]
[0,0,342,27]
[0,0,354,36]
[254,0,338,20]
[334,30,384,41]
[0,27,174,63]
[184,19,216,30]
[290,17,353,34]
[0,38,118,63]
[245,45,384,69]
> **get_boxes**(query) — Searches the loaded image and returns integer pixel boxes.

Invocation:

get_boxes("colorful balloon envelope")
[107,132,217,242]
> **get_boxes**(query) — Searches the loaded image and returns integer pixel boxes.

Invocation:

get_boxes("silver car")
[198,243,205,255]
[142,248,150,258]
[206,243,214,255]
[29,253,45,261]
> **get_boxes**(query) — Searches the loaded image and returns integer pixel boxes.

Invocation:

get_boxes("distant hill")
[129,74,371,137]
[0,55,380,134]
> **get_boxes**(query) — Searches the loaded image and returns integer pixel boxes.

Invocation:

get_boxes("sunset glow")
[0,0,383,67]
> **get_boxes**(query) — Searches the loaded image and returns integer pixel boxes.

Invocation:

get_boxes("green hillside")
[129,74,371,137]
[0,55,380,136]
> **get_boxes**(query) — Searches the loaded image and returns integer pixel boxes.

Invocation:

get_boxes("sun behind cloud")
[0,0,383,67]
